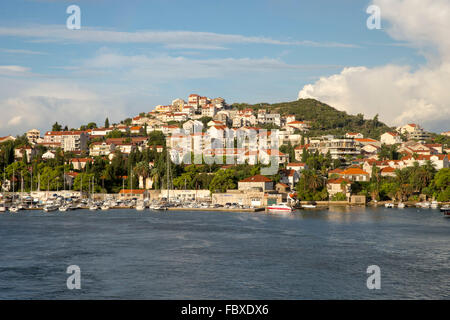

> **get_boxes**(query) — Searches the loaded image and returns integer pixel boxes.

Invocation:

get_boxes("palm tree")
[149,167,160,190]
[395,168,411,201]
[133,161,150,189]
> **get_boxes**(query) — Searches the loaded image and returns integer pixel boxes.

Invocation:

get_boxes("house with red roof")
[339,167,370,182]
[381,132,402,145]
[294,144,310,161]
[345,132,364,139]
[238,175,273,192]
[287,162,307,173]
[327,178,352,200]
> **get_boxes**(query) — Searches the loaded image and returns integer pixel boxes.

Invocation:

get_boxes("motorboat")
[440,205,449,216]
[9,205,20,213]
[397,202,405,208]
[302,204,317,209]
[384,203,395,208]
[0,203,6,213]
[267,203,293,213]
[59,205,70,212]
[419,201,431,208]
[101,204,110,211]
[149,203,168,211]
[43,205,58,212]
[430,201,439,209]
[135,203,145,211]
[89,204,99,211]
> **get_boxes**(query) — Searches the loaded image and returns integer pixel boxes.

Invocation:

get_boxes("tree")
[73,172,97,192]
[209,169,236,193]
[133,161,150,188]
[148,130,166,147]
[86,122,97,129]
[432,168,450,201]
[331,192,347,201]
[199,116,213,128]
[295,169,327,201]
[52,122,62,131]
[105,118,110,128]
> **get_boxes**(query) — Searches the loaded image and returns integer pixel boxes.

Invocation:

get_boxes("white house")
[42,151,55,160]
[183,120,203,134]
[345,132,364,139]
[380,132,402,145]
[287,162,307,173]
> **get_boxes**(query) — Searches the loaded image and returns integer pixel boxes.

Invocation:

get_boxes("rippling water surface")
[0,207,448,299]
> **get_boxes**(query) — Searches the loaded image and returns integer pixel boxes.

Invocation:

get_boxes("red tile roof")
[287,162,306,167]
[327,178,351,184]
[239,175,272,183]
[340,168,369,175]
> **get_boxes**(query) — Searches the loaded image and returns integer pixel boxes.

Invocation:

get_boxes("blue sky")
[1,0,446,135]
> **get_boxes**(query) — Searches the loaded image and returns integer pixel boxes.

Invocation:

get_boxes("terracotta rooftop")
[239,175,272,183]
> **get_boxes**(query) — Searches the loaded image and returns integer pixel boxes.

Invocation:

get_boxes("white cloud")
[0,65,31,75]
[77,52,342,82]
[0,25,358,49]
[0,80,127,136]
[0,48,46,55]
[298,0,450,133]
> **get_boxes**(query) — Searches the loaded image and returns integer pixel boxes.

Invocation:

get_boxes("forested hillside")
[233,98,392,139]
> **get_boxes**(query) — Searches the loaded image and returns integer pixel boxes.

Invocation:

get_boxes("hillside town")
[0,94,449,210]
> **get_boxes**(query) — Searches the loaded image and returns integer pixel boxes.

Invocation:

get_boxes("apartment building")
[308,136,360,161]
[43,131,88,151]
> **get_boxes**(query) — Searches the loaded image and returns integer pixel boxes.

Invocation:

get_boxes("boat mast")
[166,148,170,202]
[12,168,15,202]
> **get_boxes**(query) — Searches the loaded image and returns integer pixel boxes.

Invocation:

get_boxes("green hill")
[232,98,392,140]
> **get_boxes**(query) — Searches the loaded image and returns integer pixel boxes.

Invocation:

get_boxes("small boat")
[9,205,20,213]
[385,203,395,208]
[0,203,6,213]
[149,203,167,211]
[302,204,317,209]
[59,203,72,212]
[267,203,293,213]
[43,205,58,212]
[100,205,110,211]
[397,202,405,208]
[135,203,145,211]
[420,201,431,208]
[440,205,449,217]
[430,201,439,209]
[89,205,99,211]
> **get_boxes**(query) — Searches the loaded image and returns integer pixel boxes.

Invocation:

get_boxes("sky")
[0,0,448,136]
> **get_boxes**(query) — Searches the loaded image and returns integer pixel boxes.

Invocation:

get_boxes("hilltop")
[232,98,392,139]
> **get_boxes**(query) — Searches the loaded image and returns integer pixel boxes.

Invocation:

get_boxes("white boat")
[302,204,317,209]
[135,203,145,211]
[267,203,293,213]
[385,203,395,208]
[101,205,110,211]
[430,201,439,209]
[440,205,450,217]
[43,205,58,212]
[149,203,167,211]
[0,203,6,213]
[9,206,20,213]
[89,205,99,211]
[420,201,431,208]
[397,202,405,208]
[59,205,69,212]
